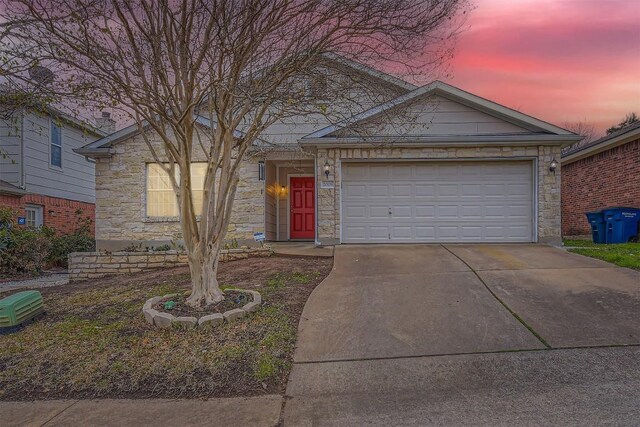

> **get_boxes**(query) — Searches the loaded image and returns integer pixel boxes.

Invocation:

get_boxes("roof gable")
[304,81,578,140]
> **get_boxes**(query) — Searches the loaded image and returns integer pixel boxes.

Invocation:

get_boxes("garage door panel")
[416,226,436,238]
[392,205,412,218]
[391,183,412,196]
[391,226,413,239]
[369,205,390,218]
[461,205,483,218]
[438,184,459,196]
[461,226,484,238]
[341,161,534,243]
[343,183,367,197]
[344,205,367,219]
[415,184,436,196]
[368,184,390,197]
[370,226,390,239]
[415,205,436,218]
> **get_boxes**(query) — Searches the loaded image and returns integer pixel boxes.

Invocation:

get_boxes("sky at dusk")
[442,0,640,135]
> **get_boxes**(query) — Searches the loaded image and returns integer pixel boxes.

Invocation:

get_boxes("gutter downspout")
[19,109,25,189]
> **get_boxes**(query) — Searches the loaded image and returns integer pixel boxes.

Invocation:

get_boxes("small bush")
[0,207,95,276]
[48,213,95,267]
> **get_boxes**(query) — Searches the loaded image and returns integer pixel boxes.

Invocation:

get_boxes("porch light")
[549,157,558,173]
[324,160,331,178]
[258,160,265,181]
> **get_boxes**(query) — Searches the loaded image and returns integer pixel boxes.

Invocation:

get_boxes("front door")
[290,176,315,240]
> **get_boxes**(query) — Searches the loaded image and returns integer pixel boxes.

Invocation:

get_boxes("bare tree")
[563,120,599,144]
[1,0,467,307]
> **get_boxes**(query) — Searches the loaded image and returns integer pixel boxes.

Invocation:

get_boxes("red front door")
[290,176,315,240]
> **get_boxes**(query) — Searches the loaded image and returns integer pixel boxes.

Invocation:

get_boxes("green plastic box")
[0,290,44,328]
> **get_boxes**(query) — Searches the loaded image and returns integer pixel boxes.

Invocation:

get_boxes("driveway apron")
[294,244,544,363]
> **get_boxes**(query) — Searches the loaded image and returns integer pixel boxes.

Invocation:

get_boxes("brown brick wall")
[561,138,640,236]
[0,193,95,236]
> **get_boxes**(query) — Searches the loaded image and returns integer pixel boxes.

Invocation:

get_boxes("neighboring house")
[561,122,640,237]
[77,56,581,250]
[0,107,111,234]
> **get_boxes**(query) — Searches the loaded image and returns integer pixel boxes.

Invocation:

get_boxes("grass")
[564,239,640,270]
[0,257,333,400]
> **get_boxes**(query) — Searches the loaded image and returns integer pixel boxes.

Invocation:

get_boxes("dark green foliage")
[0,207,95,276]
[606,112,639,134]
[48,212,95,267]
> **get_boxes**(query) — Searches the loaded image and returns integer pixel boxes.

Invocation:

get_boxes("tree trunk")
[185,241,224,307]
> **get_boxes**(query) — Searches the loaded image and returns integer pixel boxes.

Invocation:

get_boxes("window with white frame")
[25,204,43,228]
[50,120,62,168]
[146,163,206,217]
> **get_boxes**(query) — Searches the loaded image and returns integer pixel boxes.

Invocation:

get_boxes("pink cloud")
[443,0,640,134]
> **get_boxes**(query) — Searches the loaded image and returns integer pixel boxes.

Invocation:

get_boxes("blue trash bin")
[603,207,640,243]
[585,211,606,244]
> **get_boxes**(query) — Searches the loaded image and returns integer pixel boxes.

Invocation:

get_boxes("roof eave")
[562,129,640,164]
[73,147,112,158]
[300,134,582,148]
[0,186,26,196]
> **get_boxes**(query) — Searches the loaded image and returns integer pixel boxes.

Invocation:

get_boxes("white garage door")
[341,161,534,243]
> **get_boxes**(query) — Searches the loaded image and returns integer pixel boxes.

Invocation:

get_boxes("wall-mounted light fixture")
[280,185,287,195]
[258,160,265,181]
[549,157,558,173]
[324,160,331,178]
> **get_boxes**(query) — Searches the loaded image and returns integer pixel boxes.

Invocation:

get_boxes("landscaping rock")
[143,296,162,310]
[198,313,224,328]
[248,290,262,304]
[143,307,158,324]
[242,301,260,313]
[153,312,175,328]
[223,308,246,322]
[173,316,198,329]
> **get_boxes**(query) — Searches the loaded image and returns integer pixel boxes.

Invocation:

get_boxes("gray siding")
[337,95,529,137]
[0,114,22,187]
[21,111,97,203]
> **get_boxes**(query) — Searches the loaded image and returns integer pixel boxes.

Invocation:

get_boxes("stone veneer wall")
[316,145,562,244]
[68,248,272,281]
[94,130,264,249]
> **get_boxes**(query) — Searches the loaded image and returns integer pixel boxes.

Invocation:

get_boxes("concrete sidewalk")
[0,272,69,294]
[2,395,282,427]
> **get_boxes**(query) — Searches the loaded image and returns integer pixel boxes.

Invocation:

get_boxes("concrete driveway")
[285,244,640,425]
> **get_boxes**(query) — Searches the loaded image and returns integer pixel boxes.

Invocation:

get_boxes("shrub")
[48,213,95,267]
[0,207,95,275]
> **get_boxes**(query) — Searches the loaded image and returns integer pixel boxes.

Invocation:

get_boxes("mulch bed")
[0,255,333,401]
[153,291,249,317]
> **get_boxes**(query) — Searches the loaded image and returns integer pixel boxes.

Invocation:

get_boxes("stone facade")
[562,138,640,236]
[94,130,265,250]
[68,248,272,281]
[316,144,563,244]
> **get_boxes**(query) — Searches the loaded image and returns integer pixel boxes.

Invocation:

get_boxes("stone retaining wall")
[68,248,272,281]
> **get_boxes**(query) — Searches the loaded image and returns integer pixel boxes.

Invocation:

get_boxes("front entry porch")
[264,158,315,242]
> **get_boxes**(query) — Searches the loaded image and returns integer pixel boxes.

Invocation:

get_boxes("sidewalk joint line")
[41,400,79,426]
[440,244,552,349]
[294,343,640,365]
